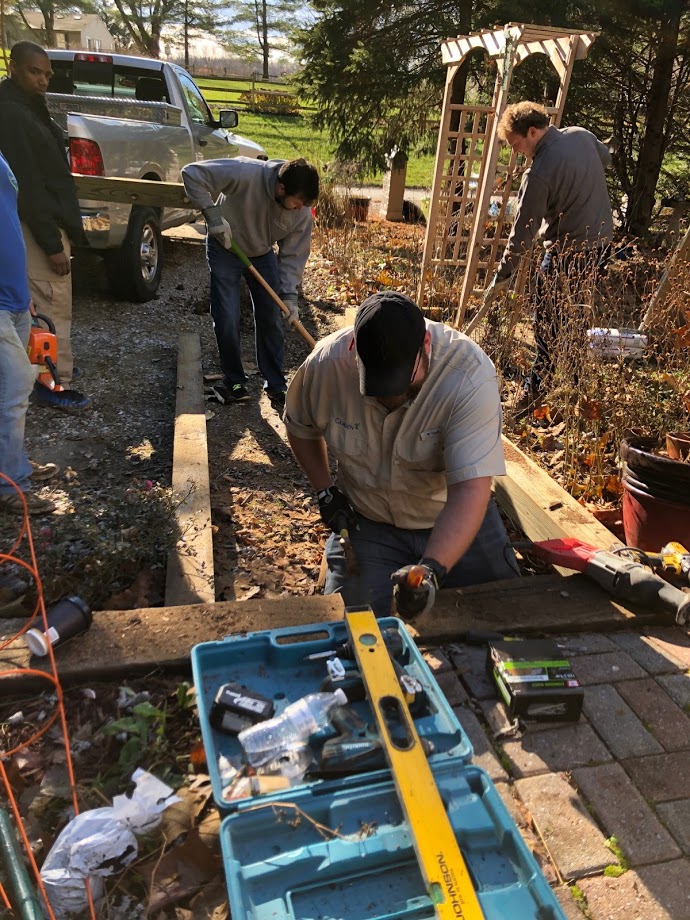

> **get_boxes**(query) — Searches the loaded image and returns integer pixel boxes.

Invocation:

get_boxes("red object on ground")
[623,487,690,552]
[526,538,599,572]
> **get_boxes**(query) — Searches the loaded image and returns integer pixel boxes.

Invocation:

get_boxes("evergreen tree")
[296,0,473,172]
[297,0,690,232]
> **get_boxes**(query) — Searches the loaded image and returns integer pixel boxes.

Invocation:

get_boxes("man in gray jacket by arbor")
[486,102,613,413]
[182,157,319,408]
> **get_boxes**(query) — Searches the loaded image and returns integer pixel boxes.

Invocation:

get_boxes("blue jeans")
[206,239,286,391]
[324,499,520,616]
[0,309,35,495]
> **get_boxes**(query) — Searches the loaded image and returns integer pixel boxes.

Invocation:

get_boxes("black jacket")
[0,77,84,255]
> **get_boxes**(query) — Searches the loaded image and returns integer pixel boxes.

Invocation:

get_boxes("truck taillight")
[69,138,105,176]
[74,52,113,64]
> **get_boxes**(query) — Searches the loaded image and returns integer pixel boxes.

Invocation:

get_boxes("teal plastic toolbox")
[220,762,567,920]
[191,616,473,811]
[192,617,567,920]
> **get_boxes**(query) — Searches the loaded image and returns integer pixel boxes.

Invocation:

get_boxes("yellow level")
[345,608,485,920]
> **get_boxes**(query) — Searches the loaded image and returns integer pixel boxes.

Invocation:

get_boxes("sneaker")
[212,383,251,404]
[0,492,56,516]
[266,388,286,410]
[32,384,91,413]
[29,460,60,481]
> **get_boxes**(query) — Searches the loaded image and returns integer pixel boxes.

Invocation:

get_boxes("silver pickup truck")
[45,50,266,301]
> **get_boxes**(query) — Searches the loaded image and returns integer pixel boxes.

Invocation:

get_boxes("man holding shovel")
[181,157,319,409]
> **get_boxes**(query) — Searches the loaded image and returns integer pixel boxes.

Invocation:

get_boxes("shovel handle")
[230,241,317,349]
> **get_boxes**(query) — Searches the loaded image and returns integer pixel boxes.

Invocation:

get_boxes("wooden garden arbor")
[417,23,598,328]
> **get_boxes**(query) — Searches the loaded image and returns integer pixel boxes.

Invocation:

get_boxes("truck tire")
[105,206,163,302]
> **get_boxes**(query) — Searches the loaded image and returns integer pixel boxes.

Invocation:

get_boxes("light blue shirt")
[0,152,30,312]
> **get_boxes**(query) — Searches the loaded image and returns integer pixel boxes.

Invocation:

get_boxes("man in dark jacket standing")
[0,41,90,412]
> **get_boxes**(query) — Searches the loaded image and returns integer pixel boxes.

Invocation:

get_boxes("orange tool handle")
[406,565,426,589]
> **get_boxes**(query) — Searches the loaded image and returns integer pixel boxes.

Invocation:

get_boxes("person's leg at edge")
[23,225,74,386]
[0,309,37,495]
[525,249,558,396]
[207,238,247,387]
[244,250,286,393]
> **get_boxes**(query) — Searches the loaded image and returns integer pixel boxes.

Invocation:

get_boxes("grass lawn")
[233,111,435,188]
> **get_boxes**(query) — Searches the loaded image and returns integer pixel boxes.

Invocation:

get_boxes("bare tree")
[222,0,300,79]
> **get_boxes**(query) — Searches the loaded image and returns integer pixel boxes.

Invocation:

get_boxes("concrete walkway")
[424,625,690,919]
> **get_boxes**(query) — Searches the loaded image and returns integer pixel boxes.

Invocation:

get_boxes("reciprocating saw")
[519,538,690,625]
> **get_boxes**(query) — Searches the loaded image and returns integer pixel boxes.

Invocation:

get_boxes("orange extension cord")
[0,473,97,919]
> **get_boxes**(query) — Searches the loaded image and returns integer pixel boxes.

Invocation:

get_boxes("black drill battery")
[210,682,275,735]
[487,639,583,721]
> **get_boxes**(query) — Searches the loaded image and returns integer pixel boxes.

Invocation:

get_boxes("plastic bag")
[40,768,180,917]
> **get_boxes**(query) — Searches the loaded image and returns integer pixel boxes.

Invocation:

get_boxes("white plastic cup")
[24,596,92,656]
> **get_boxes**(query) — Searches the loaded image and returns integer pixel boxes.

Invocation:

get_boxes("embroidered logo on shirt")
[335,417,360,430]
[420,428,441,441]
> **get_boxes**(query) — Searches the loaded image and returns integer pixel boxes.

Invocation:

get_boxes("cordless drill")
[638,543,690,583]
[317,705,433,776]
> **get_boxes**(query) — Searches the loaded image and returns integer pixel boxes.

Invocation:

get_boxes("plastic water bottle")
[238,689,347,767]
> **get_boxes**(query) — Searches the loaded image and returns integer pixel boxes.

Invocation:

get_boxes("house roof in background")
[21,11,107,32]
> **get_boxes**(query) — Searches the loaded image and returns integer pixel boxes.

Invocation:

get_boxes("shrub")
[238,89,300,115]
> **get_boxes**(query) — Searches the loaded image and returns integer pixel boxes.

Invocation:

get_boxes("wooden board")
[414,571,655,641]
[73,174,189,208]
[1,575,658,691]
[0,596,346,689]
[495,437,619,573]
[164,333,215,606]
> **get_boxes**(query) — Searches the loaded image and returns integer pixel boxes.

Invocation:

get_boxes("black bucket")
[620,437,690,551]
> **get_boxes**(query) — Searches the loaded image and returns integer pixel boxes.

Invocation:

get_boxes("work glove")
[202,205,232,250]
[391,558,447,619]
[483,274,510,305]
[316,486,356,534]
[281,293,299,326]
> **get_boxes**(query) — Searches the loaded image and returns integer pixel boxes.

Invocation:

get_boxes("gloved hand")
[202,205,232,249]
[316,486,356,533]
[281,293,299,326]
[391,558,447,619]
[483,274,510,305]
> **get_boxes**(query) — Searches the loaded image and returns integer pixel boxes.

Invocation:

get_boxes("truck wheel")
[105,207,163,302]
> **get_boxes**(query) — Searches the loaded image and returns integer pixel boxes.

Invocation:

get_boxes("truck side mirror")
[218,109,239,130]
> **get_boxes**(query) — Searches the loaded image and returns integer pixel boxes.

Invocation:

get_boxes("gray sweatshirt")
[497,126,613,279]
[181,157,313,295]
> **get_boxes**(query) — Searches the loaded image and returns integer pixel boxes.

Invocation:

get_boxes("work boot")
[29,460,60,481]
[0,492,56,516]
[212,383,251,404]
[266,388,286,410]
[31,383,92,413]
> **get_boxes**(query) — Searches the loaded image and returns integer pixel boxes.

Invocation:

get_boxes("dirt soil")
[0,230,355,920]
[0,230,351,612]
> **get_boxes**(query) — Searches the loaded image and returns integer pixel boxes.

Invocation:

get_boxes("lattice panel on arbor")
[427,106,492,271]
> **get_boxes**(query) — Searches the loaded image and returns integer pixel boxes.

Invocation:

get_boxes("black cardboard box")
[488,639,584,721]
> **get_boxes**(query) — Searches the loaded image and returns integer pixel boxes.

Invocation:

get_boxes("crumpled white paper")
[40,768,180,918]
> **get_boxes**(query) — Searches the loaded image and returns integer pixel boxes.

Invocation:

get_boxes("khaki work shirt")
[284,321,506,530]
